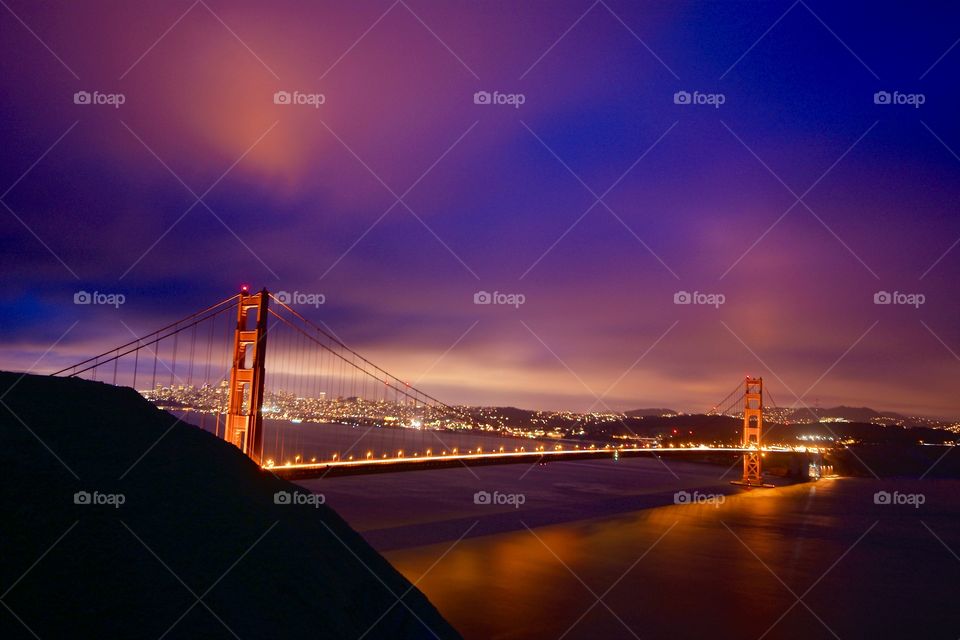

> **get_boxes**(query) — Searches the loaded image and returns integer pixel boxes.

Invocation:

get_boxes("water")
[261,419,564,466]
[301,457,960,639]
[176,412,560,465]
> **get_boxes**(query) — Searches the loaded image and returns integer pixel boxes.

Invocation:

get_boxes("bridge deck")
[267,446,765,479]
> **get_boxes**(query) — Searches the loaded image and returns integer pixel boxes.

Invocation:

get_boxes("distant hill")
[624,408,678,417]
[0,372,460,639]
[588,412,956,447]
[470,406,535,423]
[779,405,908,423]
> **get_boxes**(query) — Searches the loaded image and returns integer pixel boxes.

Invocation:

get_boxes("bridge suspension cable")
[708,380,744,416]
[45,288,584,470]
[764,389,782,413]
[259,294,523,467]
[51,294,240,379]
[50,292,251,440]
[267,294,474,425]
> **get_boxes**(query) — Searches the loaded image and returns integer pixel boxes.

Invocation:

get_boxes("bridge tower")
[224,287,269,464]
[741,376,763,485]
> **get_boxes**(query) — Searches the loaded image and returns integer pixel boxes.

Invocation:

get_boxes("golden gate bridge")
[52,287,791,485]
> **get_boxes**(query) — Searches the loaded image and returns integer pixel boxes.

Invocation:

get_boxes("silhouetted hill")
[780,405,907,423]
[589,413,957,447]
[827,444,960,477]
[624,408,677,417]
[0,372,460,639]
[468,406,533,423]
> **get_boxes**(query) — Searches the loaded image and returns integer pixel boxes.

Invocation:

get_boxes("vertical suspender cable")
[132,340,139,391]
[170,326,179,387]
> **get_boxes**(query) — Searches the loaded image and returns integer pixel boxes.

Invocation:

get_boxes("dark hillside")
[0,372,460,639]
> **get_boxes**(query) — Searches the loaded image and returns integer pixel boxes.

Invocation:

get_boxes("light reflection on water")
[384,479,960,639]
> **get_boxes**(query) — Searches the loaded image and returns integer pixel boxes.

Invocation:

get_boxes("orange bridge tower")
[224,287,269,464]
[741,376,763,485]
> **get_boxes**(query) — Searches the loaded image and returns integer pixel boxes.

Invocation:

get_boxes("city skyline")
[2,1,959,417]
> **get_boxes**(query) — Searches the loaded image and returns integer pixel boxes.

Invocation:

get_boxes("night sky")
[1,1,958,417]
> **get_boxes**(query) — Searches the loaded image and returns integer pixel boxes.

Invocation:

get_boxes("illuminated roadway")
[267,445,810,479]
